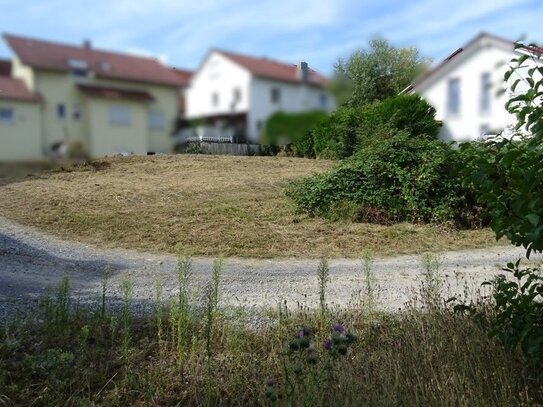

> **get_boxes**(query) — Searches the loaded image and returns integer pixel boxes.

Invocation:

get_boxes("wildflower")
[302,326,312,336]
[333,323,345,333]
[266,377,276,387]
[323,339,332,350]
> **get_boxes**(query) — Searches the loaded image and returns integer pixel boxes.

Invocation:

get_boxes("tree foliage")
[311,94,439,159]
[464,44,543,257]
[330,37,430,107]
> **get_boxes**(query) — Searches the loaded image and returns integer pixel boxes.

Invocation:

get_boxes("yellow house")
[1,34,191,160]
[0,72,42,161]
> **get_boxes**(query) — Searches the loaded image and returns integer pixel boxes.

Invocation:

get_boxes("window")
[68,59,89,78]
[480,72,491,112]
[319,93,328,108]
[0,108,14,124]
[73,104,81,121]
[447,78,460,115]
[57,104,66,119]
[212,92,219,107]
[148,110,165,130]
[108,105,131,126]
[271,87,281,104]
[233,88,241,103]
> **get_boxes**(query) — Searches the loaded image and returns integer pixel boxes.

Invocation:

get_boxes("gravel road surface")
[1,216,538,320]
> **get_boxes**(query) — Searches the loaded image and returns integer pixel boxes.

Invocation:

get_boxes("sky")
[0,0,541,74]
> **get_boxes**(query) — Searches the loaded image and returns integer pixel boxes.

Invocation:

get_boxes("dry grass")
[0,155,499,258]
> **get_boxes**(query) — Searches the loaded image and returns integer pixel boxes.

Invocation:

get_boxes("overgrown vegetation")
[262,110,328,157]
[310,94,439,159]
[1,255,541,405]
[286,132,488,226]
[456,42,543,367]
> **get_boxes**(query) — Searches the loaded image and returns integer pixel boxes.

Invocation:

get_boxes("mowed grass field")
[0,155,500,258]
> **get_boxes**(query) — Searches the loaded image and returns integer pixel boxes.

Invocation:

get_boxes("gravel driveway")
[0,216,537,320]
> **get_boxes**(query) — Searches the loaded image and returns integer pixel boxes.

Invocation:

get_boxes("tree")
[330,37,430,107]
[465,42,543,257]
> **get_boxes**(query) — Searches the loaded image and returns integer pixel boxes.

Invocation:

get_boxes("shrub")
[262,110,328,157]
[358,94,440,144]
[312,106,361,159]
[311,95,439,159]
[285,131,487,226]
[463,45,543,257]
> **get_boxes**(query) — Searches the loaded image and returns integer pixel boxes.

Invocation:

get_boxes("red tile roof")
[169,67,192,87]
[0,76,41,102]
[4,33,187,88]
[215,49,330,87]
[77,83,154,102]
[0,58,11,76]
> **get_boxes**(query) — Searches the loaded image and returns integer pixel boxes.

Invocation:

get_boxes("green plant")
[485,261,543,365]
[312,106,361,159]
[362,250,377,314]
[420,252,443,309]
[100,266,112,318]
[120,276,133,360]
[262,110,328,157]
[464,43,543,257]
[175,251,192,359]
[286,132,486,226]
[317,259,330,330]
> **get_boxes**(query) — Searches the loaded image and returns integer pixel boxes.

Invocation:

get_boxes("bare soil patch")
[0,155,499,258]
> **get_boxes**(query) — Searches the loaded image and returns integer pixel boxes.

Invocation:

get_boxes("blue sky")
[0,0,541,74]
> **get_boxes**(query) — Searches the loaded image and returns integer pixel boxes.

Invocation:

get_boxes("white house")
[185,49,335,143]
[407,32,542,143]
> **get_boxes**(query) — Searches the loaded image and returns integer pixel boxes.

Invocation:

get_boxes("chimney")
[298,61,309,82]
[83,39,92,50]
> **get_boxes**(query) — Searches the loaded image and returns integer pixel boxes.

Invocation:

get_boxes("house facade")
[1,34,190,161]
[185,49,335,142]
[408,32,542,143]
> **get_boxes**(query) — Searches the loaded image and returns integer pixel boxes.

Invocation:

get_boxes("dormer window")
[99,61,111,72]
[68,59,89,78]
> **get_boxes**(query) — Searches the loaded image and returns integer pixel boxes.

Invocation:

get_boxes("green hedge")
[262,111,328,157]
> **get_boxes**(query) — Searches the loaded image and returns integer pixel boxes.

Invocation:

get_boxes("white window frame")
[108,105,131,127]
[0,107,14,124]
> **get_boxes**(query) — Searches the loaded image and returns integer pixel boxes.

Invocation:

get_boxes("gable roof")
[408,32,542,92]
[0,76,41,102]
[3,33,187,88]
[214,49,329,87]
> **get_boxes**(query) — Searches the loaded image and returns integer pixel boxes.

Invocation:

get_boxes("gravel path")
[0,216,538,320]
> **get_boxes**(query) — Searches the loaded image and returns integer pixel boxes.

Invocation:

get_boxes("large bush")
[286,132,487,226]
[312,106,361,159]
[262,110,328,157]
[311,94,439,159]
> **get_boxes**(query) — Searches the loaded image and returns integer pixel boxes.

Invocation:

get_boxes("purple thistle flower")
[266,377,276,387]
[323,339,332,350]
[333,323,345,333]
[302,326,312,336]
